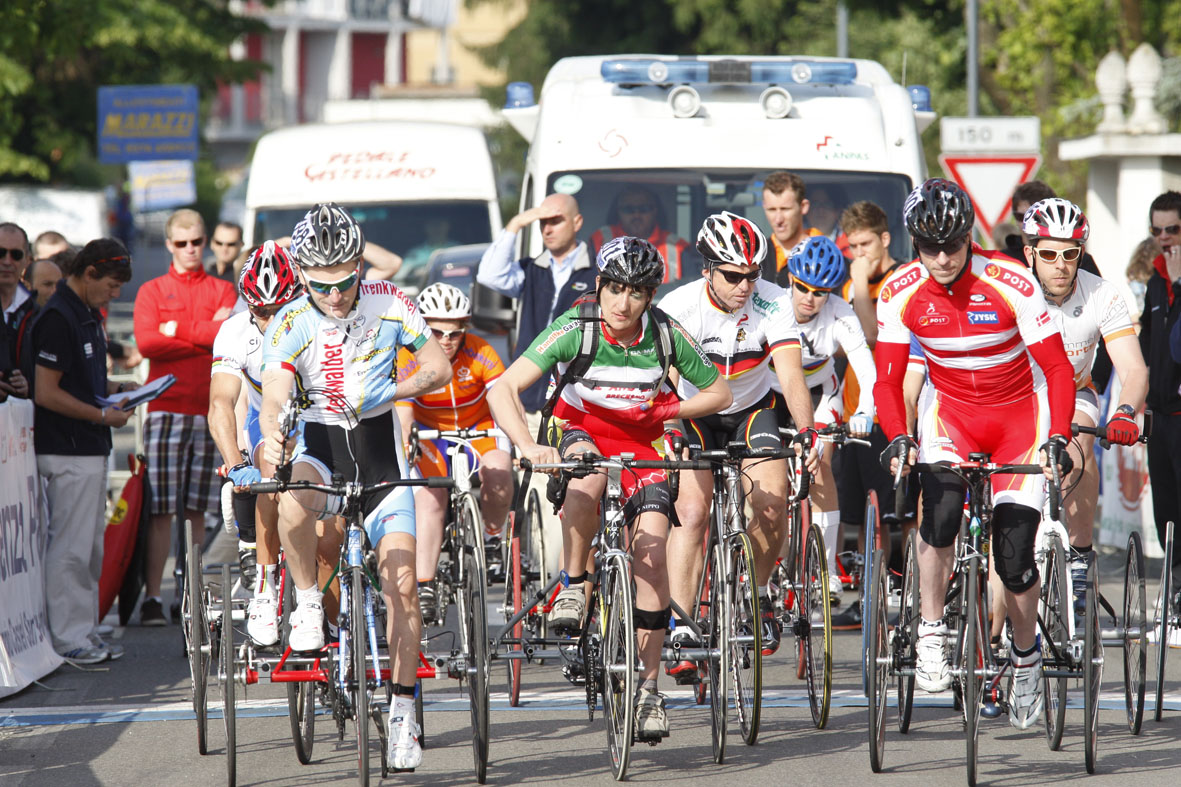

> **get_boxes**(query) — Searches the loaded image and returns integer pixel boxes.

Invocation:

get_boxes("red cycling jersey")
[873,248,1075,441]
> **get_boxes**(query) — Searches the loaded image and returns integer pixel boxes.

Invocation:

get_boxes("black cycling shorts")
[683,391,785,454]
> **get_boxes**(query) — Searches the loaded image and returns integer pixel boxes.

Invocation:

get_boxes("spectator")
[206,221,244,284]
[31,238,137,663]
[1147,191,1181,605]
[1126,237,1160,320]
[589,185,689,281]
[992,220,1019,251]
[133,208,237,626]
[12,255,64,373]
[33,230,71,261]
[0,222,33,400]
[761,171,820,281]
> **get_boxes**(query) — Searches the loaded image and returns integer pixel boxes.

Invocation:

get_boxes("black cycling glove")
[879,435,915,474]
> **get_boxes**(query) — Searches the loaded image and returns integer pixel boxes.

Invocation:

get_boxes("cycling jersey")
[874,251,1075,441]
[523,306,718,442]
[1044,269,1136,390]
[212,310,264,411]
[395,333,505,431]
[262,281,429,426]
[839,265,899,419]
[657,278,799,415]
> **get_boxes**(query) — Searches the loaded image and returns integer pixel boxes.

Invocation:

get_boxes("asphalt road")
[3,543,1180,787]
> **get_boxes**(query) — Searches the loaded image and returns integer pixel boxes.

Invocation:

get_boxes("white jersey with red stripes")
[211,310,264,411]
[1044,269,1136,389]
[658,277,799,415]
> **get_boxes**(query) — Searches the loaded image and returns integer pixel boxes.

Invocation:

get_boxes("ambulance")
[497,54,935,284]
[244,121,502,268]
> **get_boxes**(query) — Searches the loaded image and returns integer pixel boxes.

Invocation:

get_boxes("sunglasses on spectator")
[619,204,656,215]
[793,280,832,297]
[171,237,205,248]
[914,237,967,258]
[304,267,360,295]
[431,327,466,341]
[1034,246,1083,263]
[713,267,761,285]
[1150,224,1181,237]
[212,239,242,248]
[0,246,25,261]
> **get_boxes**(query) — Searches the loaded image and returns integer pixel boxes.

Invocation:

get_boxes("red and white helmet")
[239,241,303,308]
[696,211,768,267]
[1022,198,1089,243]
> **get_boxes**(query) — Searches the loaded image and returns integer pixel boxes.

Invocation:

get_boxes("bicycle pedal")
[390,767,416,774]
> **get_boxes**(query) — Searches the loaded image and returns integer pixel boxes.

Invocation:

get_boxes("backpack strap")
[648,305,675,399]
[536,301,601,445]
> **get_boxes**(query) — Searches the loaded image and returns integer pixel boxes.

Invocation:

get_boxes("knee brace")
[633,606,671,631]
[992,503,1040,593]
[918,470,967,549]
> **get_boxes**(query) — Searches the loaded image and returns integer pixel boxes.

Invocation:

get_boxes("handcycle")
[1150,519,1176,721]
[866,453,1060,786]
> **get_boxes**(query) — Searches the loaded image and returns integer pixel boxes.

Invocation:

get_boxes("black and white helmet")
[595,236,665,288]
[904,178,975,244]
[417,283,471,319]
[290,202,365,268]
[696,211,769,267]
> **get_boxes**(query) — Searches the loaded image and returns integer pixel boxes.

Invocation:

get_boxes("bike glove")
[1105,412,1139,446]
[848,411,874,437]
[228,462,262,487]
[1040,435,1074,477]
[879,435,914,474]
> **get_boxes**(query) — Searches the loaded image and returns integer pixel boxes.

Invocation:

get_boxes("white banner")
[0,399,62,697]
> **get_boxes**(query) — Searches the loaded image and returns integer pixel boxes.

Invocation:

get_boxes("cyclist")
[259,202,451,770]
[395,282,513,622]
[487,236,731,740]
[1022,198,1146,613]
[875,178,1075,730]
[780,236,876,603]
[209,241,306,646]
[658,211,819,677]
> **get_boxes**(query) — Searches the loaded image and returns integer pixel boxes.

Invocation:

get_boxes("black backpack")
[536,300,677,445]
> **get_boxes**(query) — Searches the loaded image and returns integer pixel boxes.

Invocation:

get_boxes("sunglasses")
[914,237,967,258]
[304,267,359,295]
[249,304,281,320]
[1034,246,1083,263]
[619,204,656,215]
[793,280,832,297]
[1150,224,1181,237]
[431,328,466,341]
[211,239,242,248]
[170,237,205,248]
[713,267,761,285]
[0,246,25,261]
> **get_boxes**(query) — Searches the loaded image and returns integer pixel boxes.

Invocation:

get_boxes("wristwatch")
[1115,404,1135,417]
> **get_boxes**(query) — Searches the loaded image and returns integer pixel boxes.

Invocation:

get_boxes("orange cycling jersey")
[395,333,506,431]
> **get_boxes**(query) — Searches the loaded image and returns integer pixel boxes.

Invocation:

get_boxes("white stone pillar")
[281,24,301,125]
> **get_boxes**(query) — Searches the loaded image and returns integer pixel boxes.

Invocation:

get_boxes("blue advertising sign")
[97,85,199,163]
[128,160,197,212]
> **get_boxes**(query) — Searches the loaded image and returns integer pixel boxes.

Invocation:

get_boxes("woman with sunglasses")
[875,178,1076,730]
[657,210,819,674]
[1022,198,1146,616]
[394,282,513,622]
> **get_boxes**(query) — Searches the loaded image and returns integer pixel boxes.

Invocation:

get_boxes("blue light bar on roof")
[600,59,858,86]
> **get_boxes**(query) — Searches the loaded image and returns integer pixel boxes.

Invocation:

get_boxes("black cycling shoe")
[759,601,781,656]
[484,536,505,584]
[238,547,258,592]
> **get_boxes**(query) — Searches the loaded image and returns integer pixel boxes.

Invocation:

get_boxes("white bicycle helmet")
[417,282,471,320]
[696,210,769,267]
[1022,198,1089,243]
[290,202,365,268]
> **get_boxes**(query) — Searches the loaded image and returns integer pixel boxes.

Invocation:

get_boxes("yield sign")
[939,154,1042,242]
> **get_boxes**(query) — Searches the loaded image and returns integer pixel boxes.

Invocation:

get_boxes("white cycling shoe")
[388,712,423,771]
[1009,645,1044,730]
[247,595,280,647]
[288,600,324,652]
[915,620,952,692]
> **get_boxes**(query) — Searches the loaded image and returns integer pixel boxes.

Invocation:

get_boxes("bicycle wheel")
[459,493,491,784]
[1124,530,1146,735]
[183,516,208,755]
[897,529,919,734]
[504,508,524,706]
[1154,520,1173,722]
[220,564,237,787]
[963,557,986,787]
[867,549,889,772]
[601,553,635,781]
[802,524,832,729]
[415,679,425,750]
[729,531,762,746]
[794,498,812,682]
[861,489,881,695]
[287,680,316,764]
[705,542,729,764]
[347,566,371,786]
[1040,535,1069,751]
[524,488,549,641]
[1084,554,1102,774]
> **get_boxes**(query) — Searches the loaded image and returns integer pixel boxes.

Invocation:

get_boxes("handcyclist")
[875,178,1075,730]
[1022,198,1146,614]
[395,282,513,622]
[779,235,876,604]
[487,236,731,740]
[658,211,819,678]
[258,203,451,770]
[209,241,311,647]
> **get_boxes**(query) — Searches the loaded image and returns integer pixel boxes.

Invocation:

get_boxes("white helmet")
[417,283,471,320]
[1022,198,1089,243]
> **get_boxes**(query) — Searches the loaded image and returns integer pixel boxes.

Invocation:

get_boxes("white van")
[244,121,502,274]
[501,54,935,281]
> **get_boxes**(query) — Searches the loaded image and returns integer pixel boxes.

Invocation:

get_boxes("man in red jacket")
[133,208,236,625]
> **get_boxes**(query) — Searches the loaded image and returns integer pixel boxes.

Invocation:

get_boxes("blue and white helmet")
[788,236,848,289]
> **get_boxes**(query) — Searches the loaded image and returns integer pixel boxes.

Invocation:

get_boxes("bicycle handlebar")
[412,426,507,442]
[247,476,453,496]
[912,460,1061,521]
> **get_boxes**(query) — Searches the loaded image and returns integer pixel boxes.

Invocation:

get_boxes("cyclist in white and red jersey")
[1022,198,1147,615]
[875,178,1075,730]
[659,211,819,672]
